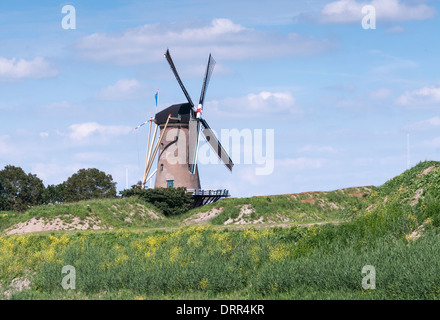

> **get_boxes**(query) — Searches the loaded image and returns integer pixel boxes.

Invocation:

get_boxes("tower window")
[160,164,164,171]
[167,180,174,188]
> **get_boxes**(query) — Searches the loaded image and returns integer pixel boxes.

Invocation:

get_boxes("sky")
[0,0,439,198]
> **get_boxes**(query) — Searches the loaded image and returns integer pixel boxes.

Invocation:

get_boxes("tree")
[43,183,66,204]
[0,176,9,211]
[0,165,45,212]
[63,168,116,202]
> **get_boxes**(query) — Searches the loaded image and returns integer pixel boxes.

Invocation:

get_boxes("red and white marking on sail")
[196,104,202,118]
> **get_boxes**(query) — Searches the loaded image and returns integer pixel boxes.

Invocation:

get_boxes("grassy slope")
[1,160,440,300]
[1,183,374,235]
[186,185,373,226]
[0,197,177,235]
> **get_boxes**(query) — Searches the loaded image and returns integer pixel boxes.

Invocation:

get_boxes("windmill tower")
[141,49,233,197]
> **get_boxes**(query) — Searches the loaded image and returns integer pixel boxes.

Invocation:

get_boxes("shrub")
[120,186,193,216]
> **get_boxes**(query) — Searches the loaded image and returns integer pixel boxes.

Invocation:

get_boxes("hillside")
[1,185,373,235]
[183,186,373,227]
[1,160,440,300]
[0,197,170,235]
[1,160,439,235]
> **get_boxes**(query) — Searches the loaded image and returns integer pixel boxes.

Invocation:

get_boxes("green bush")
[120,186,193,216]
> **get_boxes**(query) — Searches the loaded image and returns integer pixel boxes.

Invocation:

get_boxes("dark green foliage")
[0,165,45,212]
[43,183,66,204]
[0,176,8,211]
[63,168,116,202]
[416,194,440,227]
[0,165,119,209]
[120,186,194,216]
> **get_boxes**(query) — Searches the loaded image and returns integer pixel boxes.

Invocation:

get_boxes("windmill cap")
[155,103,193,125]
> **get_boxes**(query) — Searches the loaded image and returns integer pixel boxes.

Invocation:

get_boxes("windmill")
[141,49,233,203]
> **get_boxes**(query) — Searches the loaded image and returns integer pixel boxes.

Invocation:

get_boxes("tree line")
[0,165,116,212]
[0,165,194,216]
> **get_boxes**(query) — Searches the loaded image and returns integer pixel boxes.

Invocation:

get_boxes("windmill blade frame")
[198,54,216,108]
[164,49,195,109]
[188,118,202,174]
[200,118,234,171]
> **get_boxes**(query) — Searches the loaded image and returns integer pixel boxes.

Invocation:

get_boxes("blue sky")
[1,0,440,198]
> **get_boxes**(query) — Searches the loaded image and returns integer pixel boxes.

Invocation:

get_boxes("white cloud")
[243,91,295,112]
[421,137,440,149]
[369,87,392,100]
[320,0,365,23]
[75,18,335,65]
[180,18,247,37]
[396,85,440,107]
[319,0,435,24]
[407,116,440,131]
[0,56,58,81]
[68,122,132,142]
[209,91,300,118]
[96,79,149,101]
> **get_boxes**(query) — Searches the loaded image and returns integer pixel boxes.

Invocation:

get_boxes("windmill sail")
[199,54,216,108]
[164,49,195,109]
[188,53,217,173]
[200,118,234,171]
[188,118,201,173]
[163,49,233,175]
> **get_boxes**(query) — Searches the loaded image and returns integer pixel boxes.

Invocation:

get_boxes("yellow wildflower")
[199,277,208,290]
[210,232,232,254]
[269,243,290,262]
[187,231,203,248]
[169,246,181,264]
[114,254,129,266]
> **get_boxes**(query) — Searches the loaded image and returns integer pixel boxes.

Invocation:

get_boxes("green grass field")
[1,160,440,300]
